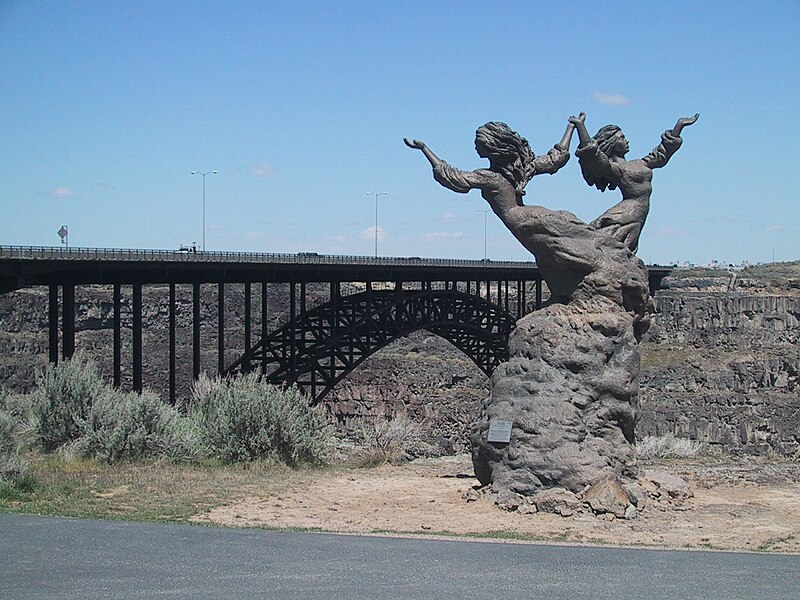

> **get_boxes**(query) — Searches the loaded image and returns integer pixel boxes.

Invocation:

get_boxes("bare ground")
[191,455,800,553]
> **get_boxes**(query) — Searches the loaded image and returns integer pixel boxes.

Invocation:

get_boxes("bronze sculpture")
[573,113,699,253]
[406,113,698,497]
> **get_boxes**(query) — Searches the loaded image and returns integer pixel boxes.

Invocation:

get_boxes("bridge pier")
[169,283,176,404]
[113,284,121,387]
[261,282,268,376]
[192,283,201,380]
[218,282,225,375]
[46,284,76,363]
[48,285,59,365]
[132,284,142,392]
[243,282,252,372]
[62,284,75,360]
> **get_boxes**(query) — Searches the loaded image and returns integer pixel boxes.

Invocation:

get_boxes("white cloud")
[765,224,785,232]
[249,163,274,177]
[52,187,74,198]
[360,225,385,240]
[424,231,464,240]
[245,231,266,240]
[593,92,630,106]
[441,212,459,223]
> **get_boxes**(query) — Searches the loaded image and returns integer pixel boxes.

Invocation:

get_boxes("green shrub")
[29,354,104,452]
[190,373,332,465]
[78,388,204,463]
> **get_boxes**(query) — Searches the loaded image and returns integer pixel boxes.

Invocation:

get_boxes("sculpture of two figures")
[405,113,698,499]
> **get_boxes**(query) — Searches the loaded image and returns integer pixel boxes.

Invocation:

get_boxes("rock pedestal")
[471,297,641,494]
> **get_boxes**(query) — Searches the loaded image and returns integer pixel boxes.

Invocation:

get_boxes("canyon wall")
[1,269,798,456]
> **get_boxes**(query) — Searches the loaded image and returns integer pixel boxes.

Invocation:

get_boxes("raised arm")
[671,113,699,136]
[643,114,699,169]
[404,138,445,169]
[529,116,581,176]
[404,137,486,194]
[570,113,592,147]
[558,117,579,149]
[572,114,617,190]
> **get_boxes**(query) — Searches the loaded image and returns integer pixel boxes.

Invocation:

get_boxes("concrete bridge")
[0,246,671,403]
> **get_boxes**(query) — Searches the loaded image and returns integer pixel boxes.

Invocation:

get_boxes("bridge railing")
[0,245,537,269]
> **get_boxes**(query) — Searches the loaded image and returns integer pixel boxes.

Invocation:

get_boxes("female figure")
[571,113,699,253]
[404,119,583,295]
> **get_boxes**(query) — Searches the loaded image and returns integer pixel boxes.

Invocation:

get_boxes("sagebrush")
[28,354,104,452]
[15,357,333,467]
[636,433,706,459]
[190,373,332,465]
[78,388,203,463]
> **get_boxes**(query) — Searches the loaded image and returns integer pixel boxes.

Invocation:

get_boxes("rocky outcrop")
[638,276,799,456]
[470,297,641,495]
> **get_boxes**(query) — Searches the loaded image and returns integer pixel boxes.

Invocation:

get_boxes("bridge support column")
[261,283,268,375]
[113,284,121,387]
[535,276,542,310]
[48,285,59,365]
[218,282,225,375]
[289,283,296,380]
[243,283,251,371]
[330,281,339,385]
[193,283,201,379]
[132,284,142,393]
[62,284,75,360]
[169,283,176,404]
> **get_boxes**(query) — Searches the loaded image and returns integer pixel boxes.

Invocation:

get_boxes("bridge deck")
[0,246,547,292]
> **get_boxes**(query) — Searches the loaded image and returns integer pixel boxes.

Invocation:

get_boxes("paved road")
[1,514,798,599]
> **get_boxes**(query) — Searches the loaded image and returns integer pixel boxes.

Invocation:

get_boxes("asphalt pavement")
[1,514,798,599]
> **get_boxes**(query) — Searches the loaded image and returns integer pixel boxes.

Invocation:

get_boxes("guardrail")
[0,245,537,269]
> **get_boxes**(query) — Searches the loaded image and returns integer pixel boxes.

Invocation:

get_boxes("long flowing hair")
[475,122,535,198]
[579,124,622,192]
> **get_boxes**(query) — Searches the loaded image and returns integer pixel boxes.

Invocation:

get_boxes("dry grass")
[0,452,328,523]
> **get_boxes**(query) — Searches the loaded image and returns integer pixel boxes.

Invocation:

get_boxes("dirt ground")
[192,455,800,553]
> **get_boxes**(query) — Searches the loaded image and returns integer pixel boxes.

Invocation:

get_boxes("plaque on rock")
[487,419,513,444]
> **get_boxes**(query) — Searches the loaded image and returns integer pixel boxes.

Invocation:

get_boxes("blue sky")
[1,1,798,265]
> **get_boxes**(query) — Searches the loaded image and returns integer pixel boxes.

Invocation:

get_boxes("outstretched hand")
[671,113,699,136]
[404,138,426,150]
[568,112,586,126]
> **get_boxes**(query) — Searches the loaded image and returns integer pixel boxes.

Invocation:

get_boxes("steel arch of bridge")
[227,287,516,404]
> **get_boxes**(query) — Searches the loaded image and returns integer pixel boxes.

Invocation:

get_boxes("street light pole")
[477,209,489,259]
[367,192,387,257]
[191,170,218,251]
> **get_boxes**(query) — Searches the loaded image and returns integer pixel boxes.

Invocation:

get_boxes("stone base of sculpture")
[470,296,641,495]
